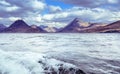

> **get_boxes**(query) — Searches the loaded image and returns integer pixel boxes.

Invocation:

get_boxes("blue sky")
[42,0,74,15]
[0,0,120,27]
[46,0,73,9]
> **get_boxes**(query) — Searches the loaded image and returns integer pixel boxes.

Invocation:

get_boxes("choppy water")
[0,33,120,74]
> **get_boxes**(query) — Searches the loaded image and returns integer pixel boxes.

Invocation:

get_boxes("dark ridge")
[80,20,120,33]
[59,18,81,32]
[103,30,120,33]
[1,19,120,33]
[1,20,46,33]
[9,20,30,29]
[59,18,93,33]
[107,20,120,26]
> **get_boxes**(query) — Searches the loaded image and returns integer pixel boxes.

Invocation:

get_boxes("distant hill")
[59,18,120,33]
[29,25,46,33]
[0,19,120,33]
[80,20,120,33]
[40,25,62,33]
[59,18,91,33]
[1,20,46,33]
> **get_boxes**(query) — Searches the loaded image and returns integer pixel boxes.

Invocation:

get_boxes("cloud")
[58,0,120,10]
[0,0,47,26]
[0,0,11,6]
[0,0,46,17]
[8,17,21,21]
[48,5,62,13]
[108,0,119,4]
[0,0,120,28]
[42,7,120,25]
[5,0,46,10]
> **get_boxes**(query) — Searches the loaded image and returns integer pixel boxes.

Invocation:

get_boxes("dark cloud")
[57,0,120,10]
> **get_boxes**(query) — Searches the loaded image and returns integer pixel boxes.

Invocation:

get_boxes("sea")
[0,33,120,74]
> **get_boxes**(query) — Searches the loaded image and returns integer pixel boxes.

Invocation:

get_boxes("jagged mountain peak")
[59,18,91,32]
[69,18,90,27]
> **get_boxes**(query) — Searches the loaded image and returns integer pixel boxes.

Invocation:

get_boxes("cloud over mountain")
[0,0,120,27]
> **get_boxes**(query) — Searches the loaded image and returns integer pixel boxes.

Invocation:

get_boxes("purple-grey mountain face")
[30,25,47,33]
[2,20,46,33]
[59,18,120,33]
[0,24,6,31]
[9,20,30,29]
[1,19,120,33]
[59,18,93,33]
[80,20,120,33]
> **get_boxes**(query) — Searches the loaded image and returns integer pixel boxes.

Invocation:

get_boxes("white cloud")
[5,6,20,12]
[0,0,10,6]
[48,5,62,13]
[42,12,69,21]
[41,7,120,25]
[0,17,3,20]
[39,21,66,27]
[8,17,21,21]
[30,0,46,10]
[108,0,119,4]
[35,17,42,22]
[42,14,54,20]
[0,0,46,17]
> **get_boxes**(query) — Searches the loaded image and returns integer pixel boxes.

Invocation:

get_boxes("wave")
[0,50,85,74]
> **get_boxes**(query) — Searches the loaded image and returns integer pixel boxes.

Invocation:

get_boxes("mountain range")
[0,20,46,33]
[59,18,120,33]
[0,18,120,33]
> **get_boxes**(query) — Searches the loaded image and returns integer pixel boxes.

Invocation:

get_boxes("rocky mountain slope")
[80,20,120,33]
[59,18,119,33]
[0,19,120,33]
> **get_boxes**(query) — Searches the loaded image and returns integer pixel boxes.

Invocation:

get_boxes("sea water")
[0,33,120,74]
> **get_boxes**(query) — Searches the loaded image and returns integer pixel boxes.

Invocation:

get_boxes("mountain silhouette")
[59,18,92,32]
[2,20,46,33]
[59,18,120,33]
[80,20,120,33]
[1,19,120,33]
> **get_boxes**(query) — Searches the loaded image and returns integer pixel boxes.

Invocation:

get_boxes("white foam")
[0,50,76,74]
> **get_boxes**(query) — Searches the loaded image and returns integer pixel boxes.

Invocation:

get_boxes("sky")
[0,0,120,27]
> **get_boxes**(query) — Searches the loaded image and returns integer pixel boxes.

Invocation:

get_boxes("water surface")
[0,33,120,74]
